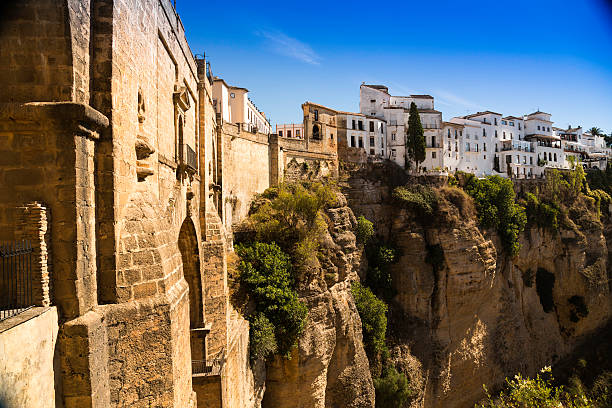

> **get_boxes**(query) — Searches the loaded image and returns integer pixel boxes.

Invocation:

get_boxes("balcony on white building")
[500,140,534,153]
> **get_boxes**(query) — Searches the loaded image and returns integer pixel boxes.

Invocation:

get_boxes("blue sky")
[177,0,612,133]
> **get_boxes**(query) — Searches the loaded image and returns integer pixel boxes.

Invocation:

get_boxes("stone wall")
[221,123,273,227]
[0,102,107,320]
[0,307,60,408]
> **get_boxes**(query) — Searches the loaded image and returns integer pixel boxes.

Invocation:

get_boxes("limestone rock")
[343,166,612,408]
[261,196,375,408]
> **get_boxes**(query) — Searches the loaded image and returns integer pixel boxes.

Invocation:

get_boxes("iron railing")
[192,352,225,376]
[0,240,33,321]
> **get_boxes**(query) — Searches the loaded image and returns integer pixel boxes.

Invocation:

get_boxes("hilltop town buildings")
[279,84,611,177]
[212,78,271,134]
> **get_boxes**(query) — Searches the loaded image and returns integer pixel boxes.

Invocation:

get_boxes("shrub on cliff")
[351,281,388,359]
[392,185,439,218]
[247,181,337,264]
[477,366,593,408]
[374,366,413,408]
[586,165,612,196]
[356,215,374,244]
[249,313,277,360]
[464,175,526,256]
[524,192,561,231]
[235,242,308,359]
[587,188,611,217]
[365,243,397,302]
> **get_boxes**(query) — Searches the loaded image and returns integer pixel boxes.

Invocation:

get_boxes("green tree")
[355,215,375,244]
[249,313,277,360]
[406,102,425,172]
[374,366,413,408]
[351,281,388,359]
[464,175,526,256]
[477,366,593,408]
[236,242,308,359]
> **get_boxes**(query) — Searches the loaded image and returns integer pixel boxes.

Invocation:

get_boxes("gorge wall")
[341,163,612,408]
[242,188,376,408]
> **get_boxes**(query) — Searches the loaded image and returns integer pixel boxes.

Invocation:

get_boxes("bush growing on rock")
[365,243,397,302]
[246,181,337,265]
[374,366,413,408]
[477,366,593,408]
[355,215,374,244]
[351,281,388,359]
[464,175,526,256]
[392,185,439,218]
[524,192,561,231]
[235,242,308,359]
[249,313,277,360]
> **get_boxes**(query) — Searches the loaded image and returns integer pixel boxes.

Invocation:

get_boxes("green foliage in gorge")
[235,242,308,359]
[355,215,375,244]
[477,367,597,408]
[374,366,413,408]
[392,184,439,219]
[524,192,561,231]
[365,243,398,302]
[464,175,526,256]
[351,281,388,359]
[249,313,277,360]
[247,181,337,264]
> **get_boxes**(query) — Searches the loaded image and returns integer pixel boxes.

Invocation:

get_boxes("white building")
[281,83,610,177]
[212,77,271,134]
[336,112,386,157]
[360,84,442,168]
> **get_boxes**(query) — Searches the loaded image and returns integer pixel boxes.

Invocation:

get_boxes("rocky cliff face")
[343,164,612,408]
[261,192,376,408]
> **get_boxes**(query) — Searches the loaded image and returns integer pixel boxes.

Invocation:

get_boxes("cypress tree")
[405,102,425,172]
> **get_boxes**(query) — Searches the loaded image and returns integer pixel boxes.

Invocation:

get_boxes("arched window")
[312,124,320,139]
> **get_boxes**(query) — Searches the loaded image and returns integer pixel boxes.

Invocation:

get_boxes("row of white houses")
[281,84,609,178]
[357,83,610,177]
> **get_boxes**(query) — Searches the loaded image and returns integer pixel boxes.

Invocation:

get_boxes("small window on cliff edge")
[312,124,320,139]
[314,109,319,121]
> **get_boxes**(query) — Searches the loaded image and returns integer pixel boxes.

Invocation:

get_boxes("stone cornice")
[0,102,109,139]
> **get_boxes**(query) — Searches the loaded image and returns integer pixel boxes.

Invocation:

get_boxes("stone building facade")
[0,1,264,407]
[0,1,350,407]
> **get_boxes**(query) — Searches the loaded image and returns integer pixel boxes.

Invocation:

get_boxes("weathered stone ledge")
[0,102,109,136]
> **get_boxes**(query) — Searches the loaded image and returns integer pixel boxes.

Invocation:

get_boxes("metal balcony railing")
[0,240,34,321]
[192,352,225,377]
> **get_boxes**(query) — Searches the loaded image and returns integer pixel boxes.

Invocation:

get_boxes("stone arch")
[178,217,203,330]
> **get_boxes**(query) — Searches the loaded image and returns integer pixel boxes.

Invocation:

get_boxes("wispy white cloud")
[433,89,482,112]
[256,30,321,65]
